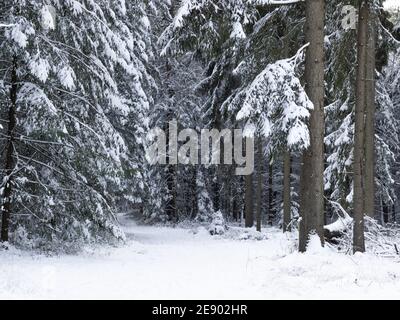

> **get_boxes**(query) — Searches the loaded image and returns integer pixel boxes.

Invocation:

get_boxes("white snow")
[29,57,50,83]
[385,0,400,10]
[58,66,76,90]
[173,0,193,29]
[41,5,56,30]
[325,214,353,233]
[71,0,83,16]
[9,24,29,48]
[1,216,400,299]
[230,22,246,39]
[306,233,325,254]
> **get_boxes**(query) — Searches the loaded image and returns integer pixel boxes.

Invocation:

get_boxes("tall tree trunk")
[283,149,291,232]
[282,16,291,233]
[191,168,198,219]
[165,144,177,221]
[245,173,253,228]
[256,137,263,232]
[353,0,369,253]
[382,199,389,225]
[364,10,376,218]
[213,168,220,212]
[392,204,396,224]
[1,58,17,243]
[268,159,274,226]
[164,59,177,222]
[233,196,238,222]
[299,0,326,252]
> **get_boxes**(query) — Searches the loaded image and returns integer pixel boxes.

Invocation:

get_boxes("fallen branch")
[324,200,353,243]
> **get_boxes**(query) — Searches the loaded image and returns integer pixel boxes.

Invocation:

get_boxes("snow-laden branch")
[287,42,310,66]
[235,42,313,150]
[258,0,305,5]
[0,23,14,28]
[380,22,400,45]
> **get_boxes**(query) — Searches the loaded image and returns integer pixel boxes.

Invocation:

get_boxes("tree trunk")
[353,0,369,253]
[364,10,376,218]
[165,153,177,221]
[245,173,253,228]
[164,60,177,222]
[233,197,238,222]
[382,199,389,225]
[283,149,291,232]
[268,159,274,226]
[164,118,176,221]
[299,0,326,252]
[1,58,17,243]
[392,204,396,224]
[191,168,198,219]
[256,137,263,232]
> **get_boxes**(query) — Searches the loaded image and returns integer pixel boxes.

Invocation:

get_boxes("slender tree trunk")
[353,0,369,253]
[164,115,177,219]
[191,168,198,219]
[282,16,291,233]
[299,0,326,252]
[364,10,376,218]
[379,196,385,225]
[382,199,389,225]
[268,159,274,226]
[256,137,263,232]
[165,154,177,221]
[1,58,17,243]
[245,173,253,228]
[283,149,291,232]
[213,169,220,212]
[392,204,396,224]
[164,59,177,222]
[233,197,238,222]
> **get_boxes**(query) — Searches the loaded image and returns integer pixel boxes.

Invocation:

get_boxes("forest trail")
[1,216,400,299]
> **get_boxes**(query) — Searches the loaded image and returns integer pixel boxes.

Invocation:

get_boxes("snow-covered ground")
[1,216,400,299]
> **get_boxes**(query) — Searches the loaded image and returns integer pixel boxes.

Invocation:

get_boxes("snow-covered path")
[1,217,400,299]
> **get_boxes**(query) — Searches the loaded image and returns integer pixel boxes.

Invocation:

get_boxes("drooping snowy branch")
[235,47,313,151]
[158,0,255,56]
[257,0,305,5]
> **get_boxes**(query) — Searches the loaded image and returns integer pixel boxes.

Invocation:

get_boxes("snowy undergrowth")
[326,214,400,257]
[1,218,400,299]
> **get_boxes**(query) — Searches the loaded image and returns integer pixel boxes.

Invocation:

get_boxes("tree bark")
[364,9,376,218]
[164,60,177,222]
[165,138,177,221]
[191,168,198,219]
[245,173,254,228]
[283,149,291,232]
[268,159,274,226]
[233,196,238,221]
[256,137,263,232]
[1,57,17,242]
[381,198,389,225]
[353,0,369,253]
[299,0,326,252]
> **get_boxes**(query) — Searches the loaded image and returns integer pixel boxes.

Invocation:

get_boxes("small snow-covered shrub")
[208,211,227,235]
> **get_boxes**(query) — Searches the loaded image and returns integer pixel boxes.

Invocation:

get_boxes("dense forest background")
[0,0,400,253]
